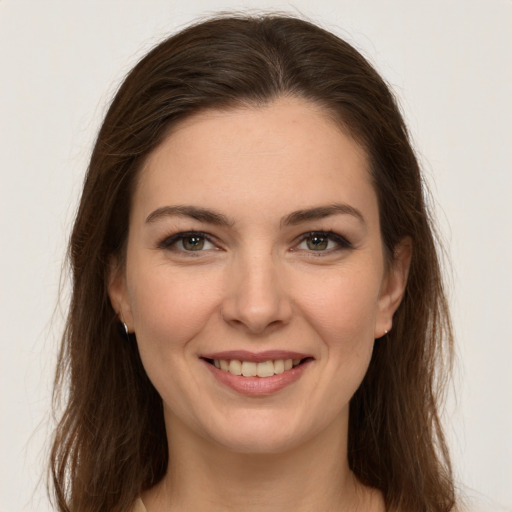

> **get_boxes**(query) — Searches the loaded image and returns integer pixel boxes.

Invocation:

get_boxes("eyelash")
[158,231,217,253]
[294,231,353,254]
[158,230,353,255]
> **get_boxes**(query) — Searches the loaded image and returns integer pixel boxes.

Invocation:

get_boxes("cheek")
[126,264,225,413]
[296,265,382,342]
[127,262,223,353]
[293,265,382,398]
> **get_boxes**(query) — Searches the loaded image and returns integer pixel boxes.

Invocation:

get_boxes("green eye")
[306,234,329,250]
[159,231,217,254]
[295,231,352,253]
[181,235,205,251]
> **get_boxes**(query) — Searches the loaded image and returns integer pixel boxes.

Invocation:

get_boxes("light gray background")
[1,1,511,511]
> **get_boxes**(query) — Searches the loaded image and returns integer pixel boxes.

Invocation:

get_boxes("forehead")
[134,97,377,226]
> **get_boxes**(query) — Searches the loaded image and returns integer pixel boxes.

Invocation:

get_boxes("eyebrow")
[145,205,233,226]
[281,203,365,227]
[145,203,365,227]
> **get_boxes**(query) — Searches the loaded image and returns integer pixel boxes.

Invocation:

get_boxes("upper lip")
[201,350,313,363]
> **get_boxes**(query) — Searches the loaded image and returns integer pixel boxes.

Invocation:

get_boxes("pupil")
[308,235,327,250]
[184,236,204,250]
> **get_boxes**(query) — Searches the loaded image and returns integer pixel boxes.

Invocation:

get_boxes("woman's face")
[110,97,409,454]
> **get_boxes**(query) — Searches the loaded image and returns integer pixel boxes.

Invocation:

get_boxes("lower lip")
[202,359,312,396]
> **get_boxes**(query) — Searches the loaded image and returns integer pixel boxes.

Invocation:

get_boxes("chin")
[215,432,301,455]
[203,412,317,455]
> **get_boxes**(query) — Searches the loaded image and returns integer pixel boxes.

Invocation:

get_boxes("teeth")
[274,359,285,374]
[257,361,275,377]
[213,358,304,377]
[241,361,257,377]
[228,360,242,375]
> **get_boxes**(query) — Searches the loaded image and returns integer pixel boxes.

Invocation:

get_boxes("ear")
[107,257,134,332]
[374,237,412,339]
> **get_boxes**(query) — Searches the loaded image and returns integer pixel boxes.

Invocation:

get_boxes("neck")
[143,412,383,512]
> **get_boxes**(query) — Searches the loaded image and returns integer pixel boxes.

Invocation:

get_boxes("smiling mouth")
[203,357,311,378]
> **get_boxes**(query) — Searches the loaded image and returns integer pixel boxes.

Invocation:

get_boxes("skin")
[109,97,411,512]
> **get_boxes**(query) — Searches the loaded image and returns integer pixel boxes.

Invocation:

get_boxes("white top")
[132,497,147,512]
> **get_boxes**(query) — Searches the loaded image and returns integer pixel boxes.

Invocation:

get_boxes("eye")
[180,234,211,251]
[159,232,216,252]
[295,231,352,252]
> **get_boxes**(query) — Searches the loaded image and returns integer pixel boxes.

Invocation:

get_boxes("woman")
[49,14,456,512]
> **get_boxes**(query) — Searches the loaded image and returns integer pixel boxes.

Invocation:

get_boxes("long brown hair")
[50,14,455,512]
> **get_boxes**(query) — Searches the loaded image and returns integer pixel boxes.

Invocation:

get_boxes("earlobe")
[107,257,133,331]
[375,237,412,339]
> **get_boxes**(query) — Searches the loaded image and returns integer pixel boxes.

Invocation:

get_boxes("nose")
[221,253,293,335]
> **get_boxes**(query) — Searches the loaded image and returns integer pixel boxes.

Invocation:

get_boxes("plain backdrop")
[1,1,511,511]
